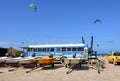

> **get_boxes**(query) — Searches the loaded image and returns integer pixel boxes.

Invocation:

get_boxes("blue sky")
[0,0,120,53]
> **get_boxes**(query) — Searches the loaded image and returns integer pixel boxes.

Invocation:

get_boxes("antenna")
[90,36,93,51]
[82,36,85,44]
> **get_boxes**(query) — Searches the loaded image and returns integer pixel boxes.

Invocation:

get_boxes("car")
[107,52,120,65]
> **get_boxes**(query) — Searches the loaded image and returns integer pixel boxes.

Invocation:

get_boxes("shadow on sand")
[25,64,63,73]
[0,72,4,74]
[41,64,63,70]
[66,65,89,74]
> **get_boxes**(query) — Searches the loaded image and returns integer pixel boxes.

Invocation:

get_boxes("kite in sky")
[94,19,102,24]
[28,3,37,12]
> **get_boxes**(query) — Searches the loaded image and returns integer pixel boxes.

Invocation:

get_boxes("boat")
[5,57,22,63]
[64,58,81,65]
[4,57,37,64]
[18,57,37,64]
[0,57,11,63]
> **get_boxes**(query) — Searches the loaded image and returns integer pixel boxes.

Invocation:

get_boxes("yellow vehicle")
[34,56,56,68]
[107,52,120,65]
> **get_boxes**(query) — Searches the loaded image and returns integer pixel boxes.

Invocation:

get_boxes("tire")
[65,64,68,68]
[60,57,67,64]
[51,63,54,67]
[113,60,117,65]
[107,59,110,63]
[111,59,114,64]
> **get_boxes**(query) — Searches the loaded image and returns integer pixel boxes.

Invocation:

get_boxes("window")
[43,48,46,52]
[46,48,49,52]
[27,48,32,52]
[114,53,120,56]
[67,48,71,51]
[38,48,41,52]
[78,48,84,51]
[72,48,76,51]
[62,48,66,51]
[50,48,54,52]
[57,48,61,51]
[33,48,37,52]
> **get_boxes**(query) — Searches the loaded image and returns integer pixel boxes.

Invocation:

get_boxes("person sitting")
[31,53,36,57]
[20,53,25,57]
[49,54,53,58]
[73,53,76,58]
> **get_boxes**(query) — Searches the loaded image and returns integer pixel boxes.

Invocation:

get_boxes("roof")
[20,46,29,49]
[8,47,22,53]
[29,43,87,48]
[0,47,8,49]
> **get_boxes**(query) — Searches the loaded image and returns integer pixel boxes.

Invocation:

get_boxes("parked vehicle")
[107,52,120,65]
[21,43,88,62]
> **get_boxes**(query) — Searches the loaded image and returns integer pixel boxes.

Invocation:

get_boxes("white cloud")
[0,41,9,45]
[0,41,23,49]
[0,41,13,48]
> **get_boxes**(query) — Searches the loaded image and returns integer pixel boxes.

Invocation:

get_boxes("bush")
[8,51,23,57]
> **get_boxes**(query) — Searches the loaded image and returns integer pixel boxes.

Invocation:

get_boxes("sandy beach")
[0,61,120,81]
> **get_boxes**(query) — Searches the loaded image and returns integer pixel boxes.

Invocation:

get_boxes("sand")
[0,61,120,81]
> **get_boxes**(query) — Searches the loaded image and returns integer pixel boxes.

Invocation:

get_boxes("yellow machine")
[34,56,56,67]
[107,52,120,65]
